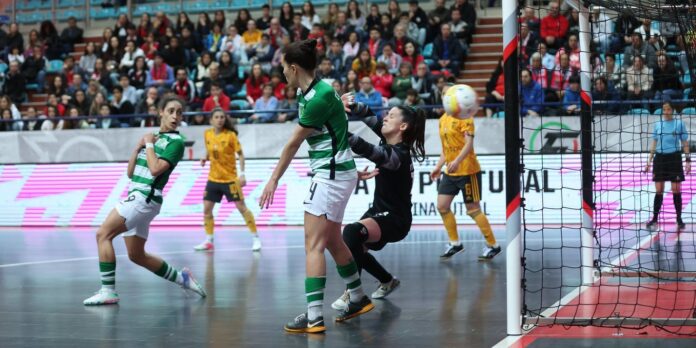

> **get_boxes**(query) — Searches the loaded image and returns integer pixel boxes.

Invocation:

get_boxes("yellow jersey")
[205,128,241,183]
[439,114,480,176]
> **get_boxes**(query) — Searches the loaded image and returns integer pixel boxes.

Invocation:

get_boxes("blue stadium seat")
[682,73,691,85]
[232,0,250,10]
[182,2,205,12]
[16,12,44,24]
[615,53,623,67]
[58,0,78,8]
[25,83,39,91]
[492,111,505,118]
[249,0,268,8]
[653,108,663,116]
[154,3,180,15]
[46,60,64,74]
[133,4,153,17]
[628,108,650,116]
[236,85,247,99]
[91,8,118,20]
[684,88,692,100]
[58,9,85,21]
[0,63,8,75]
[422,43,434,58]
[682,107,696,116]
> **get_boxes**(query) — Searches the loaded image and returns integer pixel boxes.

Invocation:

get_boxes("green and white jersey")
[129,131,185,204]
[298,79,357,181]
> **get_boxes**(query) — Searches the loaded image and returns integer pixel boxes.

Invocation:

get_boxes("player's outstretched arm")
[341,93,384,140]
[348,133,401,170]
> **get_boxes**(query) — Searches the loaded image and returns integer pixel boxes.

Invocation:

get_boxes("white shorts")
[303,178,356,223]
[116,192,161,240]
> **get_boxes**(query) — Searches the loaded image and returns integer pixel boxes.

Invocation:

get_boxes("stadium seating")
[681,107,696,116]
[628,108,651,116]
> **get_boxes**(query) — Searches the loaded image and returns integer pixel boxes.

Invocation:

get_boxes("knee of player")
[235,202,249,214]
[437,206,451,215]
[95,228,113,243]
[127,250,146,265]
[342,222,369,248]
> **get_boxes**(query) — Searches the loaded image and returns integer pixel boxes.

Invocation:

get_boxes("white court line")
[0,239,515,269]
[0,236,573,269]
[493,227,660,348]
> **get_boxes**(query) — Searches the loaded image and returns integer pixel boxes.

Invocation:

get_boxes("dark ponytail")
[210,107,238,134]
[398,105,427,162]
[282,39,319,71]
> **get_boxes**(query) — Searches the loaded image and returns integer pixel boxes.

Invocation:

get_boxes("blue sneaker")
[181,267,207,298]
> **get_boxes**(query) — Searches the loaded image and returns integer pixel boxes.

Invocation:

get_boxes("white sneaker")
[194,240,214,251]
[181,267,207,298]
[252,236,262,251]
[331,290,350,311]
[478,245,502,260]
[83,288,119,306]
[371,278,401,299]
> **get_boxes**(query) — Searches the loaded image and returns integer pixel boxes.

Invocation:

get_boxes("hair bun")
[305,39,318,50]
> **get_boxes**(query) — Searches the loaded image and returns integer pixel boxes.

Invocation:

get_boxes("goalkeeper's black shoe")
[677,220,686,231]
[646,220,658,231]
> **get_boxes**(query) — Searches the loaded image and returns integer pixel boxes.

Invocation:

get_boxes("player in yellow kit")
[430,107,500,260]
[194,107,262,251]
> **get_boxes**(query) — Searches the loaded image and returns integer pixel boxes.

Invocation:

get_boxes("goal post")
[505,0,696,336]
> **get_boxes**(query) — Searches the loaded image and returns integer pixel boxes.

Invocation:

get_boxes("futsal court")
[0,226,509,348]
[3,224,693,347]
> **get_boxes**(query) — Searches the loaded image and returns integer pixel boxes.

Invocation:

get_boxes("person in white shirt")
[218,25,247,64]
[119,40,145,73]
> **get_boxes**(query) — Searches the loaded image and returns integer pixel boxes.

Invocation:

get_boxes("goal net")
[515,0,696,335]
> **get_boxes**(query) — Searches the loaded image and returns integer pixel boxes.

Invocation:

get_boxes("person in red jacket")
[245,63,269,105]
[371,62,393,98]
[540,1,568,49]
[203,82,231,112]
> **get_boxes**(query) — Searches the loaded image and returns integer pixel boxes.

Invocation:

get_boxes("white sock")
[307,304,323,320]
[174,271,183,286]
[207,236,214,243]
[348,287,366,303]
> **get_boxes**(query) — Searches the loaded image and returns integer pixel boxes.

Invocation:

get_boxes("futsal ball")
[443,84,479,119]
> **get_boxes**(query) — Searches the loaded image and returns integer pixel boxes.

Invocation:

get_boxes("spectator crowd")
[0,0,478,131]
[484,1,693,117]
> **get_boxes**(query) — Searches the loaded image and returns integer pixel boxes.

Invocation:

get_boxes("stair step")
[466,61,500,70]
[29,93,48,103]
[460,71,492,79]
[84,37,102,43]
[478,17,502,25]
[472,34,502,44]
[469,42,503,53]
[465,52,501,62]
[475,25,503,34]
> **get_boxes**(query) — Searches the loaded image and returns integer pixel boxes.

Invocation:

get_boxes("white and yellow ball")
[443,84,479,119]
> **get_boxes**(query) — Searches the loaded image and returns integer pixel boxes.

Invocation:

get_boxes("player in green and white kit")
[83,96,207,305]
[260,39,374,333]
